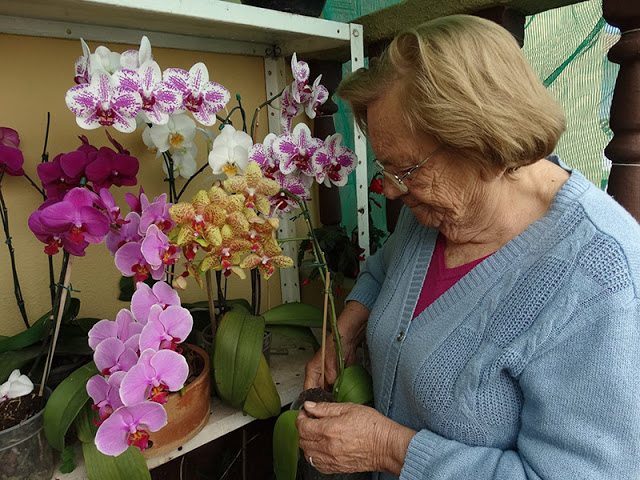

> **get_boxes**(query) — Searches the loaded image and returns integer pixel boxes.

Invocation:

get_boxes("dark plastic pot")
[241,0,327,17]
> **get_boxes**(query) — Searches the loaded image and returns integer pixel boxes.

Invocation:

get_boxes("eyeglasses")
[373,146,442,194]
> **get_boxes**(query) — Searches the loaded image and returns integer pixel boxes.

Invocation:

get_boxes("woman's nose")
[383,180,406,200]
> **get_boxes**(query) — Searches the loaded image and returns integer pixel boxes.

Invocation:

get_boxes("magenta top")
[412,233,491,319]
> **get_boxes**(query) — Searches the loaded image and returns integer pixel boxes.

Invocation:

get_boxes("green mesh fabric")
[337,0,620,237]
[522,0,619,190]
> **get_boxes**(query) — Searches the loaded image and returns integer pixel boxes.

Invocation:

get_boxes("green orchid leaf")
[266,325,320,352]
[333,365,373,405]
[0,310,49,354]
[44,362,99,451]
[263,302,323,328]
[0,346,42,383]
[74,401,99,444]
[214,306,264,408]
[82,442,151,480]
[273,409,300,480]
[243,354,281,419]
[60,446,76,474]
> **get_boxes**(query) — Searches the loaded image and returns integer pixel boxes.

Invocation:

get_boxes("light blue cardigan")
[346,161,640,479]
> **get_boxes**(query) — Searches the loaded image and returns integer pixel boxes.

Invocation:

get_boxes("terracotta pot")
[143,344,210,459]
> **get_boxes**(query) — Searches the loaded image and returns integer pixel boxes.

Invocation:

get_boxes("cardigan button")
[396,331,404,341]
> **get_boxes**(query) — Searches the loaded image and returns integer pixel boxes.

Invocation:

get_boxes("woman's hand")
[296,401,416,475]
[303,301,370,390]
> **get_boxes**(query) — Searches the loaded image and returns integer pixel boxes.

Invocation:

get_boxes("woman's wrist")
[377,421,416,475]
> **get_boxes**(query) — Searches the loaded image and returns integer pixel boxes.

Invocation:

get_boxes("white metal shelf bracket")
[350,24,370,264]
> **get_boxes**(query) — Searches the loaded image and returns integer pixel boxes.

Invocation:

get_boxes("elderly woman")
[297,14,640,480]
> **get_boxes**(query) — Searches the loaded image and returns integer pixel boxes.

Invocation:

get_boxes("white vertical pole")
[264,56,301,303]
[350,24,370,264]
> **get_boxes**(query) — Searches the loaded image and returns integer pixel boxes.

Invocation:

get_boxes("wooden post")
[602,0,640,220]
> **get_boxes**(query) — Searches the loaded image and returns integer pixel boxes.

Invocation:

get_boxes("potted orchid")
[34,34,360,479]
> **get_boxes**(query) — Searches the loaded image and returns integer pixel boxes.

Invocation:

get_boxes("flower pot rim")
[0,386,51,438]
[183,343,209,389]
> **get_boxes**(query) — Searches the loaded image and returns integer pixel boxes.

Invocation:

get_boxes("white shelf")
[0,0,354,59]
[51,336,315,479]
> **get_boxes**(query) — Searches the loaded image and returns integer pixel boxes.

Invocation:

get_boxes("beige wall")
[0,33,285,336]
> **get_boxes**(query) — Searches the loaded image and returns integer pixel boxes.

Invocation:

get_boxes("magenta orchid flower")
[37,187,110,249]
[95,402,167,456]
[272,123,323,179]
[84,146,139,191]
[119,349,188,406]
[141,224,180,271]
[94,337,139,376]
[130,281,181,325]
[97,188,125,226]
[114,61,181,125]
[28,208,90,256]
[163,63,230,126]
[66,70,142,133]
[312,133,357,187]
[105,211,142,256]
[87,371,125,423]
[139,305,193,352]
[115,241,165,283]
[37,150,92,200]
[249,133,280,179]
[0,127,24,176]
[88,309,143,351]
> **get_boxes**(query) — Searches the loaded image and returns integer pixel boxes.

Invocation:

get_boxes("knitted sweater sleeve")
[346,207,413,310]
[400,300,640,480]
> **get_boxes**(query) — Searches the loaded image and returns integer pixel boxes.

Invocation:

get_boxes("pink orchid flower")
[0,127,20,149]
[268,172,309,216]
[88,309,143,351]
[87,371,125,424]
[141,224,180,270]
[163,63,230,126]
[130,281,181,325]
[66,70,142,133]
[105,211,142,256]
[312,133,357,187]
[115,241,165,283]
[290,53,310,104]
[114,61,181,125]
[37,187,110,247]
[119,349,188,406]
[272,123,324,180]
[249,133,280,179]
[139,193,174,235]
[139,305,193,352]
[94,337,139,376]
[95,402,167,456]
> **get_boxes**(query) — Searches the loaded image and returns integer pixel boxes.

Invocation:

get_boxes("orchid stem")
[40,251,72,395]
[0,169,29,329]
[23,173,44,197]
[176,162,210,203]
[41,112,50,163]
[39,112,56,309]
[205,270,217,344]
[250,88,285,142]
[283,189,344,376]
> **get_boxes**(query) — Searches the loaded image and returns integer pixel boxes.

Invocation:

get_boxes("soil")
[0,393,43,431]
[182,343,205,385]
[297,387,336,404]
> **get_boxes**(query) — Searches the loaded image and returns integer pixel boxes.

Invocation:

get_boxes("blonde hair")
[337,15,566,173]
